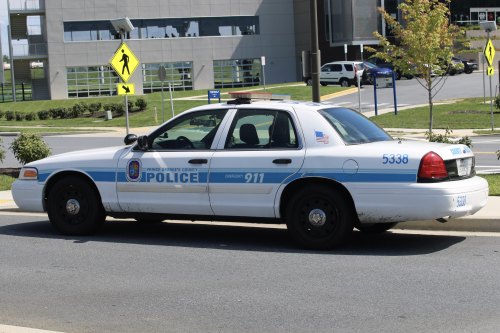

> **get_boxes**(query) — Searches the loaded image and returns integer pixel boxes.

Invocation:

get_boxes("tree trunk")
[428,84,433,134]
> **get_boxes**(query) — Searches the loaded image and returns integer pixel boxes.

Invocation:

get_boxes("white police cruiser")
[12,92,489,250]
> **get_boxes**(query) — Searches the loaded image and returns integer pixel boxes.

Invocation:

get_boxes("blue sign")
[208,90,221,104]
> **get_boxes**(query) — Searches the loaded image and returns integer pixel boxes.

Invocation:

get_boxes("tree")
[365,0,463,133]
[2,55,9,63]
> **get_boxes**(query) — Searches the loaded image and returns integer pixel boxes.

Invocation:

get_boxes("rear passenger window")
[344,64,354,71]
[331,64,342,72]
[225,110,299,149]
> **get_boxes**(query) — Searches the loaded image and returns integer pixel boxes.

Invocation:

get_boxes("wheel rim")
[56,186,89,226]
[341,80,348,87]
[299,197,339,238]
[307,79,312,86]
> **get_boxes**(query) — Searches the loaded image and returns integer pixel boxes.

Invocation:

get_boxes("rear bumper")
[347,176,489,223]
[12,180,45,212]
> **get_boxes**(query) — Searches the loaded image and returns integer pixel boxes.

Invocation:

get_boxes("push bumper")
[11,180,45,212]
[347,176,489,223]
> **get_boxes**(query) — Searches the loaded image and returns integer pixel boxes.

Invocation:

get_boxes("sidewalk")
[0,190,498,233]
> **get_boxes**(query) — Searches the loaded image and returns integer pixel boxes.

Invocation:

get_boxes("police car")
[12,92,489,250]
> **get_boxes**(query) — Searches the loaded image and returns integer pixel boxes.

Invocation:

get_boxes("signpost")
[117,83,135,95]
[480,20,497,130]
[373,72,398,116]
[109,41,139,135]
[261,56,266,92]
[344,44,347,61]
[208,90,221,104]
[158,65,167,123]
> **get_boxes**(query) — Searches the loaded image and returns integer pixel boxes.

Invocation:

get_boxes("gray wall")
[45,0,298,100]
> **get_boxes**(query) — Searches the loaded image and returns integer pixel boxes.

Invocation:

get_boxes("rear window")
[331,64,342,71]
[356,63,365,70]
[318,108,393,144]
[344,64,354,71]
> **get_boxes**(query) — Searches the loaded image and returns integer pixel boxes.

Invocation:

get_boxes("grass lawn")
[371,98,500,129]
[478,174,500,196]
[0,175,15,191]
[473,130,500,135]
[0,83,348,128]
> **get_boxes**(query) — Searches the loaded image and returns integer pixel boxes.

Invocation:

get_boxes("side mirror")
[124,134,138,145]
[137,135,149,151]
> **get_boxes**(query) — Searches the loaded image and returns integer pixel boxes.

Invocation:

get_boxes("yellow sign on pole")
[487,66,495,76]
[109,42,139,82]
[484,39,496,67]
[117,83,135,95]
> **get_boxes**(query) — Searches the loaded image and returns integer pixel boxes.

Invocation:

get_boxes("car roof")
[325,61,363,64]
[186,99,340,113]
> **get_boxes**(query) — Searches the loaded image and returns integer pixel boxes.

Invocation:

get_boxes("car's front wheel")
[395,71,402,80]
[47,177,106,236]
[286,185,353,250]
[320,82,328,86]
[355,222,398,233]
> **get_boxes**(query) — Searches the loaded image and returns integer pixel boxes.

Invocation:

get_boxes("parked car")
[445,57,465,76]
[365,57,414,80]
[305,61,365,87]
[453,57,478,74]
[12,92,489,250]
[362,61,393,85]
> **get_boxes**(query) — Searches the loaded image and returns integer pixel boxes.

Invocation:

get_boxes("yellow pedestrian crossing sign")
[109,42,139,83]
[487,67,494,76]
[484,39,495,67]
[117,83,135,95]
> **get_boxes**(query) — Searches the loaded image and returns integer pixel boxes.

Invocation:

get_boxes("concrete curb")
[394,217,500,232]
[0,132,21,136]
[321,88,358,101]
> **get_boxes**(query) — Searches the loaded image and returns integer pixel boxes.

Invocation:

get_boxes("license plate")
[457,158,471,176]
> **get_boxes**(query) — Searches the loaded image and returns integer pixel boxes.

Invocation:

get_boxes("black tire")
[465,70,472,74]
[355,222,398,233]
[134,218,164,223]
[368,76,374,85]
[47,177,105,236]
[320,82,328,86]
[395,71,402,80]
[306,78,313,86]
[285,185,353,250]
[339,78,350,87]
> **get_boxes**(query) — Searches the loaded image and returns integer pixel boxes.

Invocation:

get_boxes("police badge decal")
[126,158,142,182]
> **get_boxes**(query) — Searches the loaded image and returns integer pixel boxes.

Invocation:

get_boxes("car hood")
[368,67,393,75]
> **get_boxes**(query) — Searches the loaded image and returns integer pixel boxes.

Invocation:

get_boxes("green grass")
[478,174,500,196]
[0,127,112,133]
[371,97,500,129]
[0,83,348,128]
[473,130,500,135]
[0,175,15,191]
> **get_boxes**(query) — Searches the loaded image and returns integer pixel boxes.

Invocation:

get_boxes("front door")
[208,108,306,218]
[320,64,333,83]
[117,109,230,215]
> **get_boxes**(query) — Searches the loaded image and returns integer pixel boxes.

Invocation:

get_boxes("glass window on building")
[213,59,261,89]
[66,66,118,98]
[142,62,193,93]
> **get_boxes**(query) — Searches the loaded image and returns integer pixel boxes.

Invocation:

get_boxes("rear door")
[208,107,306,218]
[330,64,343,83]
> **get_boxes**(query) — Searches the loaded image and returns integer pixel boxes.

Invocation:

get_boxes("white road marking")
[0,324,65,333]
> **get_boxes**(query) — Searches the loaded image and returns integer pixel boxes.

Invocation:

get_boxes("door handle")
[189,159,208,164]
[273,159,292,164]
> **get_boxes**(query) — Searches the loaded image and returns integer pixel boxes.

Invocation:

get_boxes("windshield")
[364,62,377,69]
[318,108,393,144]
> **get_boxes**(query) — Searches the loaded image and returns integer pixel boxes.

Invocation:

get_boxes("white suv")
[305,61,365,87]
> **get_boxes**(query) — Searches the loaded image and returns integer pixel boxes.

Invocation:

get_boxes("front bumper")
[12,180,45,212]
[347,176,489,223]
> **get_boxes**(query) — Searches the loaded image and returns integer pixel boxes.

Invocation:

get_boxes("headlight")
[19,167,38,180]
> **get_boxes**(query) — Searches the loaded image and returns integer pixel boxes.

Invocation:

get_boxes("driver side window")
[149,110,227,150]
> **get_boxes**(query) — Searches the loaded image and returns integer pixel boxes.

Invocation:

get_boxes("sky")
[1,0,8,58]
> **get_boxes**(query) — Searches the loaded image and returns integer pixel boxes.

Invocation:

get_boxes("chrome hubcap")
[309,209,326,226]
[66,199,80,215]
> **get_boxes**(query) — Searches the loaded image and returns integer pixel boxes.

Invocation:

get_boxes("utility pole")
[310,0,320,103]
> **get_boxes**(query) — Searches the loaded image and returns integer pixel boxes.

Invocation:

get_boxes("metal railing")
[12,43,47,57]
[0,83,32,103]
[9,0,44,10]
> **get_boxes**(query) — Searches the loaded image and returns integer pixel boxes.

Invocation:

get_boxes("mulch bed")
[0,168,21,178]
[447,110,500,114]
[74,108,146,119]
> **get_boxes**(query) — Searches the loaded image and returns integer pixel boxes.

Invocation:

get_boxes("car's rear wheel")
[339,78,349,87]
[320,82,328,86]
[47,177,105,236]
[285,185,353,250]
[355,222,398,233]
[395,71,402,80]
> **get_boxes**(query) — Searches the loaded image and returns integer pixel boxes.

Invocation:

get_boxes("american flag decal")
[314,130,329,144]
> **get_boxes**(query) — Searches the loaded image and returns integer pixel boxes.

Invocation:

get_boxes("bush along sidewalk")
[425,127,473,148]
[9,133,51,165]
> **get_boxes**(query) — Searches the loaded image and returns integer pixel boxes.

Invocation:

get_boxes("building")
[6,0,497,101]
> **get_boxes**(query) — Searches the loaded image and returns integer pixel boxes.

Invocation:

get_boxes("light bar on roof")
[228,92,291,101]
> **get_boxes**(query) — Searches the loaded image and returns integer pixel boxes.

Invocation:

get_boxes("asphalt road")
[324,70,499,112]
[469,136,500,174]
[1,215,500,332]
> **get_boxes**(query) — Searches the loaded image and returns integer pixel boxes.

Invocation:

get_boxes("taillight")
[355,66,358,76]
[418,152,448,182]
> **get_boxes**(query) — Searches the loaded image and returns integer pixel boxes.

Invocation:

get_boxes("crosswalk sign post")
[117,83,135,95]
[484,37,497,130]
[109,40,139,134]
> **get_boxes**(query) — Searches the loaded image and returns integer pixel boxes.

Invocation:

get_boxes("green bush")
[48,108,58,119]
[115,103,125,116]
[61,107,72,119]
[79,101,89,113]
[72,103,84,117]
[15,112,25,121]
[127,99,134,111]
[9,133,51,165]
[37,110,50,120]
[495,94,500,110]
[135,97,148,110]
[425,127,473,148]
[5,111,15,121]
[103,102,114,112]
[88,101,102,114]
[25,113,37,121]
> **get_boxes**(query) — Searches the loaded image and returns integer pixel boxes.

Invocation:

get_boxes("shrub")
[25,113,37,121]
[5,111,15,121]
[103,103,114,112]
[37,110,50,120]
[495,94,500,110]
[15,112,25,121]
[127,99,134,111]
[48,108,58,119]
[135,97,148,110]
[69,108,79,118]
[0,110,4,120]
[88,102,102,114]
[72,103,84,117]
[425,127,473,148]
[9,133,51,165]
[60,107,71,119]
[115,103,125,116]
[79,101,89,113]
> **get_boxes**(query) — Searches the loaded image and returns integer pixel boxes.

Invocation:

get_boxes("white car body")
[12,99,488,248]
